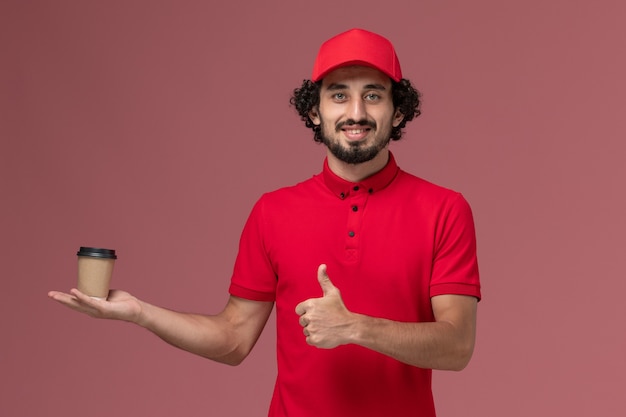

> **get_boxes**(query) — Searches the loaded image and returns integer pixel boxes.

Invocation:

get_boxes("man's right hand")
[48,289,274,365]
[48,288,142,323]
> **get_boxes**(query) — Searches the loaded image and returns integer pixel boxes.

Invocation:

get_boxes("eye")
[332,93,347,101]
[364,93,381,101]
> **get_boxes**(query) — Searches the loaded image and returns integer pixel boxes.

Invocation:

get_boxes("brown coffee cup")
[77,247,117,300]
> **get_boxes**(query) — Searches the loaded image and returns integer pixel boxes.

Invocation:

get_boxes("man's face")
[309,66,404,165]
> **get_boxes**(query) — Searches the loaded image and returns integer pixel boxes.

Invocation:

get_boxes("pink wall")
[2,1,625,416]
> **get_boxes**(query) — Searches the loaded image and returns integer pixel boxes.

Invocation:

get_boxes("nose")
[347,97,366,121]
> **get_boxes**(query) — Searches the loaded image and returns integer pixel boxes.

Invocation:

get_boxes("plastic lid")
[77,247,117,259]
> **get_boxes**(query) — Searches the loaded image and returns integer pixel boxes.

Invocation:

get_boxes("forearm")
[351,314,475,371]
[135,301,243,365]
[296,269,478,369]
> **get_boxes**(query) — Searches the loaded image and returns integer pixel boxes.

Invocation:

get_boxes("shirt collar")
[322,152,400,199]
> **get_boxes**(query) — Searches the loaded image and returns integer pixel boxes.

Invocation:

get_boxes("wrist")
[348,312,370,346]
[132,299,150,327]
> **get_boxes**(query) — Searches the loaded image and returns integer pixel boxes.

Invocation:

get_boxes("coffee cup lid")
[77,247,117,259]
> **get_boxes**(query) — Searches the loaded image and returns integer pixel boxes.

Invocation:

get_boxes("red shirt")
[229,153,481,417]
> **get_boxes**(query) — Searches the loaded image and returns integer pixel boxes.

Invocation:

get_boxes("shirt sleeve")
[228,196,277,302]
[429,193,482,300]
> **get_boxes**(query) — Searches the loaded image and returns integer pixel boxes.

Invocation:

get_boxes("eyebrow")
[325,83,388,91]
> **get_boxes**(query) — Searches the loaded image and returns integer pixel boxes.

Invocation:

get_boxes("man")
[49,28,481,417]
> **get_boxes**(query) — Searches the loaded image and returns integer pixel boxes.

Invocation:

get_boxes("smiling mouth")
[343,128,369,134]
[340,126,372,142]
[338,119,375,131]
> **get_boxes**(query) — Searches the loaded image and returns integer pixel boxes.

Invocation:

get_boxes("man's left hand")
[295,264,356,348]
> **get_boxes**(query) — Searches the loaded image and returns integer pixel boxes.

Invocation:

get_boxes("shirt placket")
[344,185,372,263]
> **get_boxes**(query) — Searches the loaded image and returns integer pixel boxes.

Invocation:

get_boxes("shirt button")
[352,206,358,212]
[339,192,345,199]
[368,188,374,194]
[353,186,360,191]
[348,231,355,237]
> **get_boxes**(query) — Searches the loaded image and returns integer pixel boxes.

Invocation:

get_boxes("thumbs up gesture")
[295,264,356,349]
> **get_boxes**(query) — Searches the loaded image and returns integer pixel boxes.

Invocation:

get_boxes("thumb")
[317,264,338,296]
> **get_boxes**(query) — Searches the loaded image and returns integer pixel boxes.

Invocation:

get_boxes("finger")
[48,289,99,315]
[317,264,337,296]
[48,290,78,305]
[299,315,308,327]
[70,288,103,305]
[295,301,306,316]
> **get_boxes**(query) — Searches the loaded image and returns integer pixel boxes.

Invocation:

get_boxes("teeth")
[346,129,365,134]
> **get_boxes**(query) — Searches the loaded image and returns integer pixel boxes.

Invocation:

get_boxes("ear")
[392,109,404,127]
[308,107,321,126]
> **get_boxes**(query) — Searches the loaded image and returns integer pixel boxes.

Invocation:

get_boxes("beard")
[319,118,392,165]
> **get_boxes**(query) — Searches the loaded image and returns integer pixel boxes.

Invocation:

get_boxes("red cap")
[311,28,402,82]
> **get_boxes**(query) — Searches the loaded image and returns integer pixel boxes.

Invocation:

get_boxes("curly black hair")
[289,78,421,142]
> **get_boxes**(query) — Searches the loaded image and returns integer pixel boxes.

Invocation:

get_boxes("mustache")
[336,119,377,131]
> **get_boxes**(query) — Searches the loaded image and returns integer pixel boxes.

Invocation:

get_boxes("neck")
[326,148,390,182]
